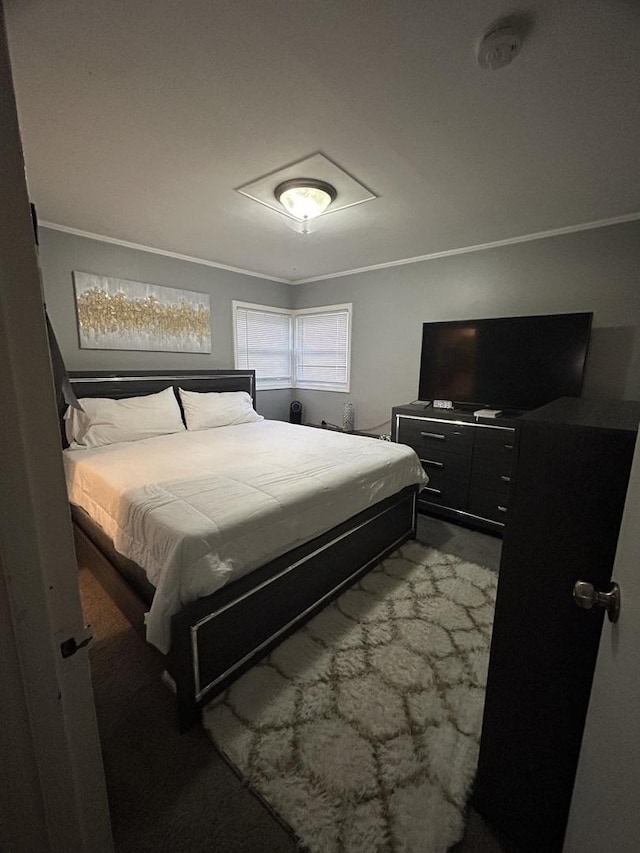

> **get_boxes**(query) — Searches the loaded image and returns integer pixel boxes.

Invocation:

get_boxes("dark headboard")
[60,369,256,445]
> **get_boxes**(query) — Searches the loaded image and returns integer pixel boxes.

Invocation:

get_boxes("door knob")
[573,580,620,623]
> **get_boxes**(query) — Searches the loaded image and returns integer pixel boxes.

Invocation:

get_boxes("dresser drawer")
[474,426,516,462]
[419,477,469,511]
[471,456,513,496]
[396,416,474,456]
[468,486,509,525]
[419,450,471,489]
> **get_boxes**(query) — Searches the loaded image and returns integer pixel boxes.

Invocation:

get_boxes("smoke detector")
[477,25,523,70]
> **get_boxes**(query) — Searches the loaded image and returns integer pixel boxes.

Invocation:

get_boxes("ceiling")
[5,0,640,283]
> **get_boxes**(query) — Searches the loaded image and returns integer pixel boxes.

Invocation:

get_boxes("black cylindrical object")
[289,400,303,424]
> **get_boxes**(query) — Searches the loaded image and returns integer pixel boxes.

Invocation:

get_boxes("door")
[0,9,113,852]
[563,427,640,852]
[473,400,639,852]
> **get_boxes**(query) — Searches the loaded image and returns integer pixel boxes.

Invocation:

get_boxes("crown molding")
[41,211,640,287]
[292,211,640,284]
[39,222,290,284]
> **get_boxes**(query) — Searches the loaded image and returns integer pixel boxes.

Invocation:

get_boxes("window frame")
[293,303,352,393]
[232,300,352,393]
[232,300,294,390]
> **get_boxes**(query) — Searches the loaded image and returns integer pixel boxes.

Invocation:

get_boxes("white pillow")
[178,388,263,430]
[65,387,185,448]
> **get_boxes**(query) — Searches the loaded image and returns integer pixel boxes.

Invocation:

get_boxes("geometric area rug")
[203,541,497,853]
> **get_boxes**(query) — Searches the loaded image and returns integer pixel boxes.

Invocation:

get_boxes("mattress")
[64,420,427,653]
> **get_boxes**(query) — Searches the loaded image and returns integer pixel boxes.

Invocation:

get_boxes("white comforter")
[64,420,427,652]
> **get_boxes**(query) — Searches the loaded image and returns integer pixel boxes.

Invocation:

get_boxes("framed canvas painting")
[73,272,211,353]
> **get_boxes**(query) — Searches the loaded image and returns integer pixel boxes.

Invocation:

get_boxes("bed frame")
[65,370,419,729]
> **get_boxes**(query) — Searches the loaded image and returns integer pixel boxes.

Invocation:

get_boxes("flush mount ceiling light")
[274,179,337,221]
[236,152,377,229]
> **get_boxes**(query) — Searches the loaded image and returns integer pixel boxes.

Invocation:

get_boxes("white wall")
[39,228,294,420]
[293,221,640,431]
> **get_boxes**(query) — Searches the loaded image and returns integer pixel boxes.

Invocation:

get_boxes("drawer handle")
[421,431,446,441]
[425,486,442,495]
[500,475,511,483]
[421,459,444,468]
[497,505,507,513]
[504,443,514,451]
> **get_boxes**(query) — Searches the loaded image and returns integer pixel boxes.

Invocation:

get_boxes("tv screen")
[418,312,593,411]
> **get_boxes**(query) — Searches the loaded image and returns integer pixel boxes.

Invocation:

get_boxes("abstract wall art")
[73,272,211,353]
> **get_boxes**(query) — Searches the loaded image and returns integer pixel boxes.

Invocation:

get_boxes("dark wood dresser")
[474,397,640,852]
[391,403,518,534]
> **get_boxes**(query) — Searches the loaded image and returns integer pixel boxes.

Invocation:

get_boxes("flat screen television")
[418,312,593,412]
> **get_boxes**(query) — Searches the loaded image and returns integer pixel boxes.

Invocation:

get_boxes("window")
[294,305,351,392]
[233,301,352,392]
[233,302,293,389]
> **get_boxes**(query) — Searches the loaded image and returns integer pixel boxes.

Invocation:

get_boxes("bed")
[64,370,425,728]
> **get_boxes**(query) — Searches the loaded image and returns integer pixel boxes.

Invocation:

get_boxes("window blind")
[295,307,350,391]
[234,305,293,389]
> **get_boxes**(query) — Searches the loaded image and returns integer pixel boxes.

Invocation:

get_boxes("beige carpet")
[203,540,497,853]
